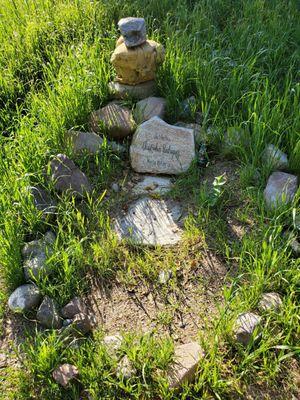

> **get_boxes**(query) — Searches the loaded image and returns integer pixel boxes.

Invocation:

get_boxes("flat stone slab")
[114,197,182,246]
[108,80,156,100]
[131,175,173,196]
[264,171,298,209]
[130,116,195,175]
[167,342,204,389]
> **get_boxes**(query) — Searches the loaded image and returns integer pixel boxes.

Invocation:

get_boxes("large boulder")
[8,284,41,313]
[89,103,135,140]
[108,80,156,100]
[49,154,91,197]
[37,296,62,329]
[130,116,195,175]
[134,97,166,124]
[264,171,298,209]
[111,40,165,85]
[118,17,146,48]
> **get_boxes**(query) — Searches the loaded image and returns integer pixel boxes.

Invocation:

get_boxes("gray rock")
[131,175,173,196]
[158,269,172,284]
[234,312,261,346]
[61,297,88,319]
[175,122,202,145]
[103,334,123,354]
[134,97,166,124]
[64,313,97,336]
[118,17,146,48]
[66,130,126,155]
[116,355,136,379]
[22,231,55,281]
[26,186,57,216]
[130,116,195,175]
[111,183,120,193]
[264,171,298,209]
[108,80,156,100]
[263,144,288,170]
[8,284,41,313]
[114,197,182,246]
[37,296,62,329]
[89,103,135,140]
[49,154,92,197]
[258,292,282,312]
[167,342,204,389]
[52,363,79,388]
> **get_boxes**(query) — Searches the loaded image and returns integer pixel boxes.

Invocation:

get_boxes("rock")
[89,103,135,140]
[116,355,136,379]
[130,116,195,175]
[108,80,156,100]
[49,154,91,197]
[262,144,288,170]
[8,284,41,313]
[174,122,202,145]
[167,342,204,389]
[111,183,120,193]
[158,269,172,284]
[114,197,182,246]
[111,40,165,85]
[258,292,282,312]
[180,96,197,119]
[66,130,126,155]
[22,231,55,281]
[118,17,146,48]
[134,97,166,124]
[37,296,62,329]
[234,312,261,346]
[64,313,97,336]
[131,175,173,196]
[52,363,79,388]
[26,186,57,216]
[103,334,123,354]
[264,172,298,209]
[290,238,300,256]
[61,297,88,319]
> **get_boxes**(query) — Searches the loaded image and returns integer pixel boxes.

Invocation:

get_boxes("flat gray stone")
[234,312,261,346]
[118,17,146,48]
[264,171,298,209]
[131,175,173,196]
[8,284,41,313]
[258,292,282,312]
[22,231,55,281]
[108,80,156,100]
[37,296,62,329]
[134,97,166,124]
[49,154,92,197]
[262,144,288,170]
[114,197,182,246]
[130,116,195,175]
[167,342,204,389]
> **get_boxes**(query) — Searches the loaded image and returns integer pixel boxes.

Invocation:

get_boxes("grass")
[0,0,299,398]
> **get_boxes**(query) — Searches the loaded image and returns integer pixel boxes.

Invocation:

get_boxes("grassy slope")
[0,0,299,398]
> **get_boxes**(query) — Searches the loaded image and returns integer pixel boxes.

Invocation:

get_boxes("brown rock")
[52,363,79,387]
[167,342,204,389]
[49,154,91,197]
[61,297,88,319]
[134,97,166,124]
[89,103,135,140]
[64,313,97,336]
[111,40,165,85]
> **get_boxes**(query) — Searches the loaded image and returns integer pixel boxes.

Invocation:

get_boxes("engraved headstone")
[114,197,182,246]
[130,116,195,175]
